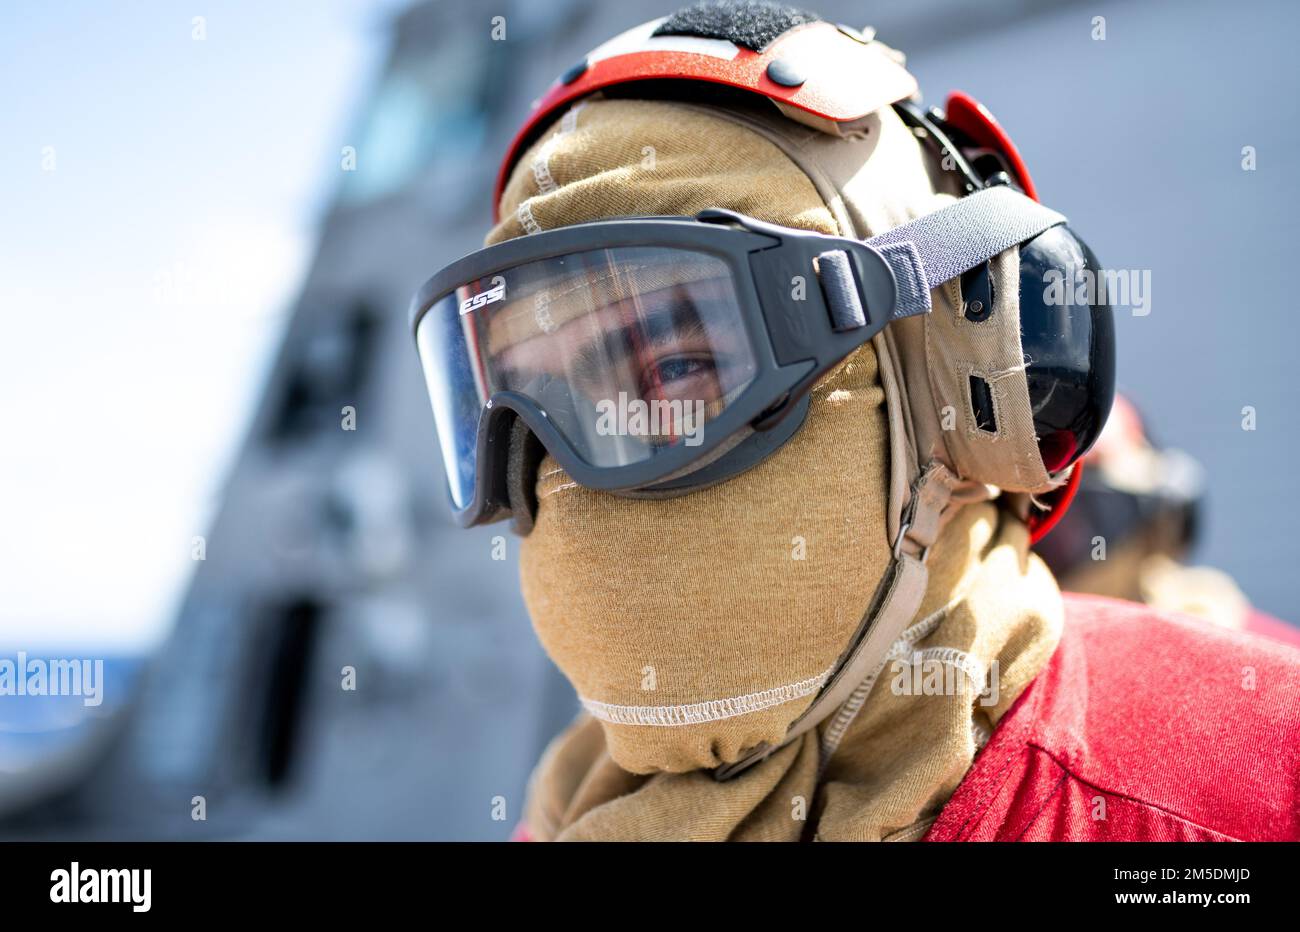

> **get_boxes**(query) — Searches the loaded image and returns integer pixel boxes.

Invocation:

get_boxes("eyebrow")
[566,289,718,376]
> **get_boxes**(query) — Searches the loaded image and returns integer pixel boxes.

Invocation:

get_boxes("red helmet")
[494,13,1040,213]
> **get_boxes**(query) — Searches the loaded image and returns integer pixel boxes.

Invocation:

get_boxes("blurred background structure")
[2,0,1298,839]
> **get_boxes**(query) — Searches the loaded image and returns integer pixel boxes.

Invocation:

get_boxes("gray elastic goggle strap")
[862,185,1067,321]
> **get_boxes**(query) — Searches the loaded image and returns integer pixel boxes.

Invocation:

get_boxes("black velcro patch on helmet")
[653,1,822,51]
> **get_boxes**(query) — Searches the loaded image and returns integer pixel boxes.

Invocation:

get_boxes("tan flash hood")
[484,13,1093,778]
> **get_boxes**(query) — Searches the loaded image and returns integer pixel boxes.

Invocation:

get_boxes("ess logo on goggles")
[410,185,1095,530]
[458,276,506,316]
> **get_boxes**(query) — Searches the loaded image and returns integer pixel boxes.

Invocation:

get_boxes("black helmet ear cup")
[1017,225,1117,473]
[905,99,1117,478]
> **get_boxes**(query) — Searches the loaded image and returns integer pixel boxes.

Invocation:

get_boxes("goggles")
[411,187,1093,528]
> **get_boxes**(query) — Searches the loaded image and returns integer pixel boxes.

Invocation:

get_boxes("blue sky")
[0,1,406,651]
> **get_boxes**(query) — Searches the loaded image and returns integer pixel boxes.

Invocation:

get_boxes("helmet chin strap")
[714,461,958,781]
[713,187,1067,780]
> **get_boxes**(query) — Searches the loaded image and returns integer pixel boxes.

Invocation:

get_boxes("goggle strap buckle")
[875,240,933,321]
[817,250,869,330]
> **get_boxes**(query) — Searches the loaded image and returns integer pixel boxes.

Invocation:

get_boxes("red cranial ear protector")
[491,13,1113,543]
[898,92,1104,542]
[943,90,1039,201]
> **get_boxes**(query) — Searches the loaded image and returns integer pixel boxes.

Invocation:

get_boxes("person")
[1035,394,1300,644]
[409,1,1300,841]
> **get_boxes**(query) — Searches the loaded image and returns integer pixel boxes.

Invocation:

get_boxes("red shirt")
[513,595,1300,842]
[926,594,1300,841]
